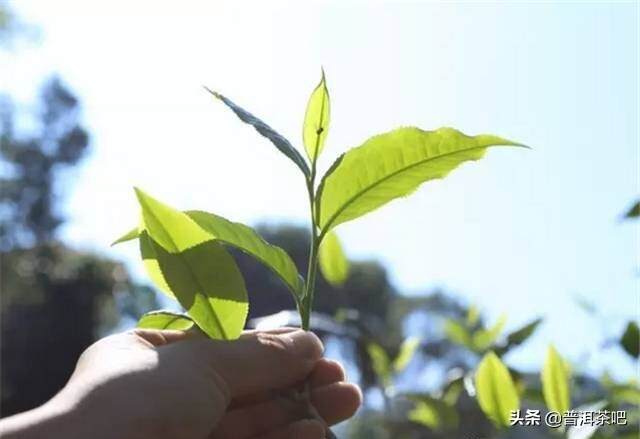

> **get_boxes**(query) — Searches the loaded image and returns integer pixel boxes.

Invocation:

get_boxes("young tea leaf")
[475,351,520,427]
[407,395,459,431]
[303,69,330,163]
[143,234,248,340]
[472,314,507,352]
[393,336,421,373]
[204,87,310,178]
[137,310,195,331]
[318,231,349,286]
[186,210,304,300]
[541,345,571,414]
[111,226,140,246]
[135,187,210,253]
[444,319,473,349]
[367,342,392,388]
[316,127,525,232]
[132,189,304,301]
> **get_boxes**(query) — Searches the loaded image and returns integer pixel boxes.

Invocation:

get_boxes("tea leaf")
[393,336,421,373]
[542,345,571,414]
[620,321,639,358]
[472,314,507,351]
[475,351,520,427]
[204,87,310,178]
[303,69,330,163]
[133,189,248,339]
[186,210,304,300]
[142,233,248,340]
[137,310,194,331]
[111,226,140,246]
[316,127,524,231]
[444,319,472,349]
[318,231,349,286]
[367,342,392,387]
[132,188,304,300]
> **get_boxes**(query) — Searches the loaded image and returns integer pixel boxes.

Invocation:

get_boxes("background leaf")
[475,351,520,427]
[144,234,248,340]
[137,310,194,331]
[393,336,421,373]
[367,342,392,388]
[407,396,459,431]
[316,127,523,231]
[318,231,349,286]
[444,319,472,349]
[303,69,330,163]
[204,87,310,178]
[542,345,571,414]
[620,321,639,358]
[472,314,507,352]
[623,200,640,219]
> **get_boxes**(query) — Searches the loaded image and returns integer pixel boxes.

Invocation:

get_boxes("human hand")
[0,328,361,439]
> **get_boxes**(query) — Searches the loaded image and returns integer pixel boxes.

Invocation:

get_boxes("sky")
[3,0,638,379]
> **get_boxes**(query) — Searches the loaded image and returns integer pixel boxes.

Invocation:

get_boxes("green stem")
[302,161,320,331]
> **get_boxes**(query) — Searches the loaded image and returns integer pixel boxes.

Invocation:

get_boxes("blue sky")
[3,1,638,379]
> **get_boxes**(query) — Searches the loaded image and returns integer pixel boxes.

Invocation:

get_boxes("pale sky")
[3,0,638,379]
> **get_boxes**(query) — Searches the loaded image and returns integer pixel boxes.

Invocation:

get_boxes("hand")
[0,328,361,439]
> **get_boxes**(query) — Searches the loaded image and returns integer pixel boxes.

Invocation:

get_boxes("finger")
[229,358,345,410]
[198,329,324,397]
[309,359,345,387]
[132,328,193,346]
[310,382,362,425]
[212,382,361,438]
[253,419,325,439]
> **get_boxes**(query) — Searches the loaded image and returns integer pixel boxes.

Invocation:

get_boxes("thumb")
[189,328,324,398]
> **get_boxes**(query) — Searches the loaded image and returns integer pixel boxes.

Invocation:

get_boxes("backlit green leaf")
[472,314,507,352]
[135,187,210,253]
[542,345,571,414]
[407,395,459,431]
[132,188,304,300]
[393,336,421,373]
[475,351,520,427]
[143,233,248,340]
[318,231,349,286]
[186,210,304,300]
[620,321,639,358]
[303,69,330,163]
[367,342,391,387]
[444,319,472,349]
[111,226,140,246]
[316,127,524,231]
[204,86,310,178]
[466,305,480,327]
[137,310,195,331]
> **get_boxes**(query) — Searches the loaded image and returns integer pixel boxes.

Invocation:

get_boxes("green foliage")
[204,86,310,178]
[117,73,524,353]
[141,233,248,339]
[137,311,194,331]
[475,351,520,427]
[367,342,392,388]
[393,336,421,373]
[620,321,639,358]
[407,395,459,431]
[541,345,571,414]
[472,314,506,352]
[303,69,330,162]
[315,127,523,232]
[318,231,349,286]
[622,200,640,219]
